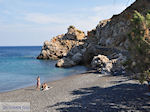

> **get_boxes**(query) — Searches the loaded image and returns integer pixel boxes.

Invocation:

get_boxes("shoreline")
[0,71,89,94]
[0,72,149,112]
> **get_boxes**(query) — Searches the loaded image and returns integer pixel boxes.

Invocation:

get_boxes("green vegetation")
[129,10,150,83]
[77,29,83,33]
[139,69,150,84]
[69,25,75,29]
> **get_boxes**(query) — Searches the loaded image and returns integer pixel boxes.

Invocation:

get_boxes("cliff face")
[96,0,150,49]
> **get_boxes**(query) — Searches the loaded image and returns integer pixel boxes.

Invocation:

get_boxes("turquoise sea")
[0,46,87,92]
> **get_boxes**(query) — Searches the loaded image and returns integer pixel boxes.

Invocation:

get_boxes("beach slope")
[0,73,150,112]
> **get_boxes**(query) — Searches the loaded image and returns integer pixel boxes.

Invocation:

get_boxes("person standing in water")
[36,76,41,90]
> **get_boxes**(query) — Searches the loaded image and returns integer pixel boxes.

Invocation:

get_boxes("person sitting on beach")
[41,83,50,91]
[36,76,41,90]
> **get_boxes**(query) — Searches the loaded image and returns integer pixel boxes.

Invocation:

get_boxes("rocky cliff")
[95,0,150,49]
[38,0,150,74]
[37,26,85,60]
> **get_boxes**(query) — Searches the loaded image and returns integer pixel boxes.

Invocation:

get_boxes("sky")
[0,0,136,46]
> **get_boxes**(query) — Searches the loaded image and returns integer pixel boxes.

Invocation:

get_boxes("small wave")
[22,56,36,58]
[0,56,36,59]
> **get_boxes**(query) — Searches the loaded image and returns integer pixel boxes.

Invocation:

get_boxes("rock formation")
[38,0,150,74]
[56,0,150,67]
[56,44,87,67]
[37,26,85,60]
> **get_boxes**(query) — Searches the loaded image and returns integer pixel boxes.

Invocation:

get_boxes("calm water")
[0,46,87,92]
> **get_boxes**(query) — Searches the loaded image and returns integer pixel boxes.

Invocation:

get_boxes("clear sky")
[0,0,135,46]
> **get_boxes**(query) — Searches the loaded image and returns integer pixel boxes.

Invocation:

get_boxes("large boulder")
[91,53,127,75]
[91,55,113,74]
[56,58,76,68]
[37,26,85,60]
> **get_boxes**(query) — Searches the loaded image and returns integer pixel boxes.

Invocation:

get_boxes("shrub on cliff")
[128,10,150,83]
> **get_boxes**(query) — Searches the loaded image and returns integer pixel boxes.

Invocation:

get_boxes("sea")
[0,46,87,92]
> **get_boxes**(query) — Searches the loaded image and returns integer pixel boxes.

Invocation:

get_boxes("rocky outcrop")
[56,0,150,68]
[38,0,150,75]
[56,43,88,67]
[37,26,85,60]
[56,41,128,68]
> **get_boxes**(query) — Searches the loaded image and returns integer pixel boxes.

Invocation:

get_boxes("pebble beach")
[0,72,149,112]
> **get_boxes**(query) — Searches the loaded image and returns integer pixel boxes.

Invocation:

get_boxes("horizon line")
[0,45,42,47]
